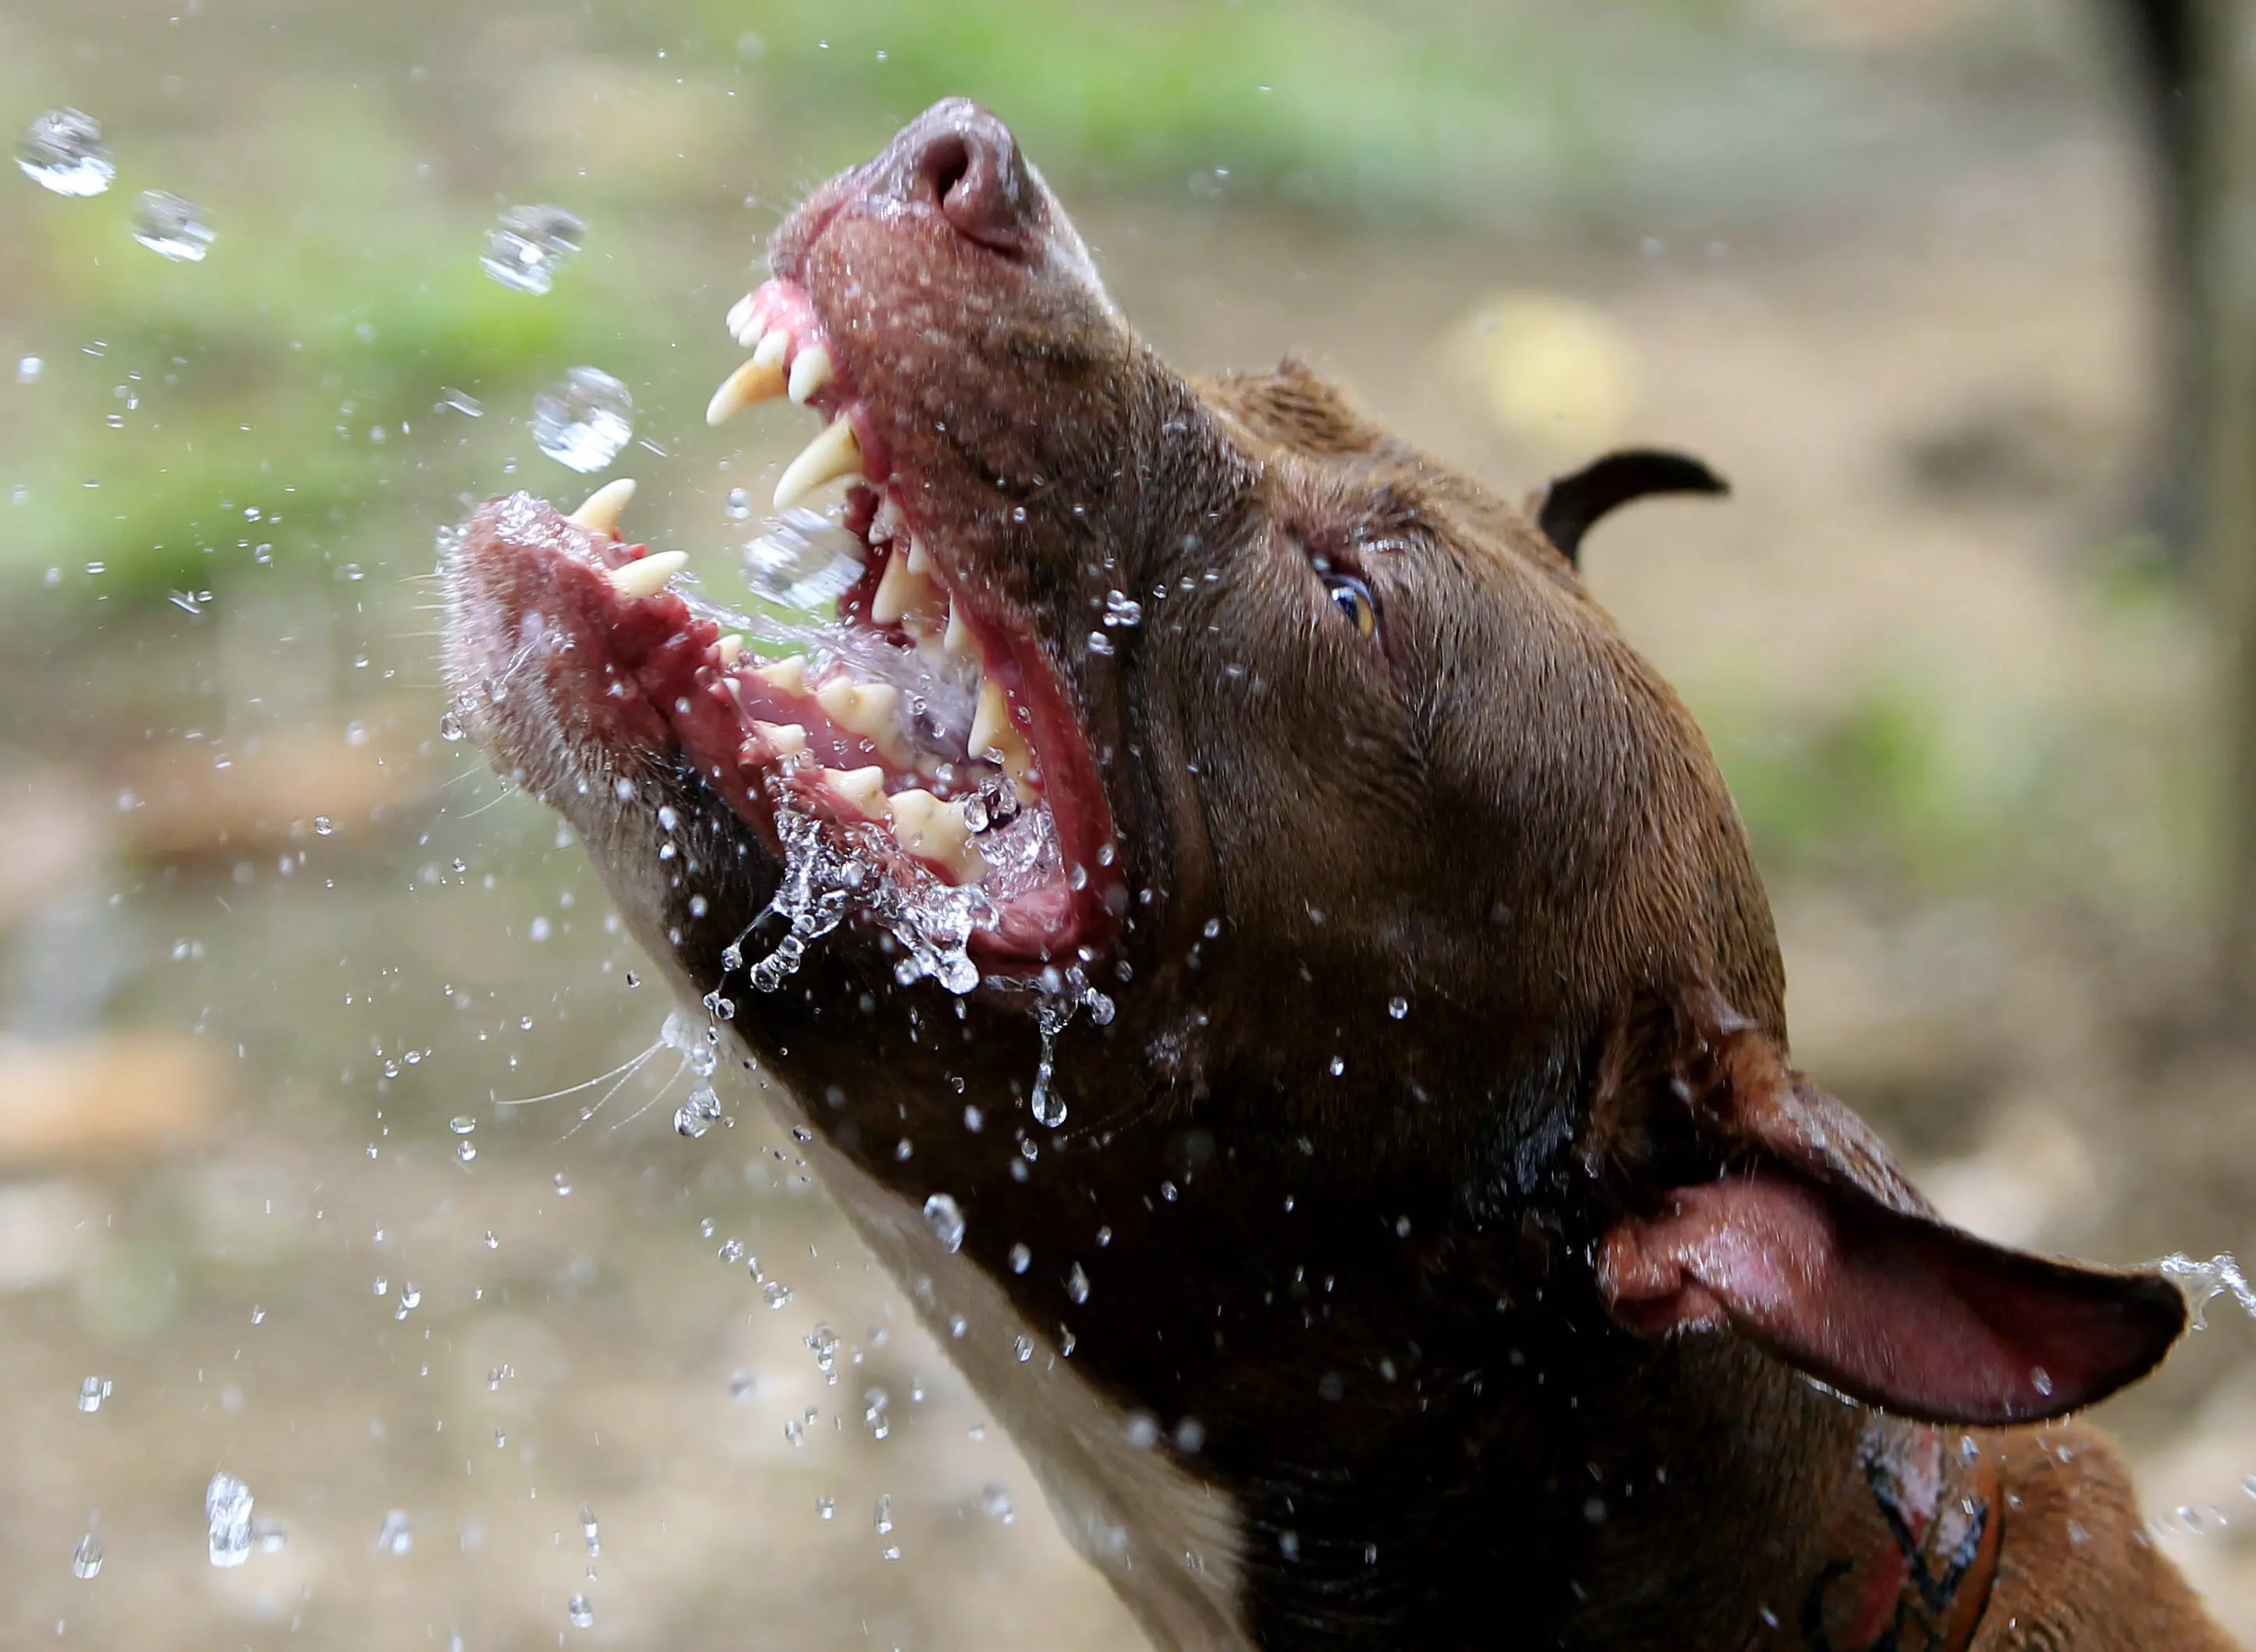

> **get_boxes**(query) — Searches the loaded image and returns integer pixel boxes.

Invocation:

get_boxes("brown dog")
[444,101,2234,1651]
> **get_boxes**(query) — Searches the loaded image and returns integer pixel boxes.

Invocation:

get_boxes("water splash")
[1028,970,1114,1130]
[2156,1253,2256,1331]
[743,509,870,611]
[733,787,992,998]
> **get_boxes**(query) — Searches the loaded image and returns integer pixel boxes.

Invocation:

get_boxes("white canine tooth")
[822,766,889,817]
[943,602,979,660]
[786,343,833,405]
[715,633,745,666]
[904,537,934,576]
[706,356,788,425]
[970,677,1038,794]
[752,329,789,370]
[566,477,636,538]
[871,548,938,626]
[605,549,688,600]
[755,655,808,696]
[751,720,807,758]
[773,417,864,510]
[886,789,987,884]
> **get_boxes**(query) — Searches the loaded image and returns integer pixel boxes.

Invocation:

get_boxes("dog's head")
[445,99,2183,1430]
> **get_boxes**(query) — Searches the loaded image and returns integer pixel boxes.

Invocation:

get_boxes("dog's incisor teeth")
[751,720,808,758]
[755,655,808,696]
[752,329,789,370]
[886,789,987,884]
[725,292,759,347]
[773,417,863,510]
[566,477,636,538]
[715,633,745,667]
[706,358,787,426]
[605,549,688,600]
[786,343,833,405]
[821,765,889,817]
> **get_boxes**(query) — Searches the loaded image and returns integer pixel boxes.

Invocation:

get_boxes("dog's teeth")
[706,356,787,426]
[786,343,833,405]
[752,329,789,370]
[715,633,745,667]
[970,676,1038,799]
[886,789,987,884]
[942,602,980,660]
[870,546,942,628]
[870,495,903,546]
[904,537,935,576]
[605,549,688,600]
[821,765,889,817]
[566,477,636,538]
[751,719,807,758]
[725,292,759,347]
[773,417,863,510]
[755,655,808,696]
[817,676,913,768]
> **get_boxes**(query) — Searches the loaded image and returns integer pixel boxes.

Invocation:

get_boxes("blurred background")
[5,0,2256,1644]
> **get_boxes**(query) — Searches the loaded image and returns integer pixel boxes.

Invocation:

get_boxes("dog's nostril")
[918,133,972,208]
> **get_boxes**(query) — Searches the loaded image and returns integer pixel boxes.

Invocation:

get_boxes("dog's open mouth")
[449,275,1121,994]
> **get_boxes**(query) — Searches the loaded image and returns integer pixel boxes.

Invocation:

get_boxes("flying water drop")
[16,109,112,197]
[479,204,587,296]
[205,1473,253,1569]
[923,1193,965,1253]
[129,191,215,262]
[530,368,634,474]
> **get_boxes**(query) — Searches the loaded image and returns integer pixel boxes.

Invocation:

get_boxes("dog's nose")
[887,98,1038,256]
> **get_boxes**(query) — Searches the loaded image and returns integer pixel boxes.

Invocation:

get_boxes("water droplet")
[16,356,42,385]
[923,1193,965,1253]
[579,1505,599,1555]
[1009,1243,1030,1274]
[16,109,112,197]
[129,190,215,262]
[449,1115,477,1136]
[816,1495,835,1519]
[1388,995,1409,1019]
[483,1231,498,1250]
[77,1376,110,1413]
[437,711,464,743]
[553,1172,573,1196]
[1013,1335,1034,1363]
[456,1140,477,1162]
[1102,589,1143,627]
[479,204,587,296]
[873,1494,893,1535]
[374,1508,413,1555]
[725,487,752,520]
[567,1594,594,1630]
[530,367,634,474]
[742,509,867,609]
[718,1238,745,1264]
[71,1533,103,1579]
[205,1473,254,1569]
[2030,1366,2052,1398]
[1067,1264,1091,1304]
[761,1280,793,1309]
[399,1282,421,1310]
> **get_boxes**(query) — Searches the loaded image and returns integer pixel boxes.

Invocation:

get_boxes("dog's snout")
[891,99,1036,255]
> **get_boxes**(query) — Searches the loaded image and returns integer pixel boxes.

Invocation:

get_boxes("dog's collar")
[1783,1416,2003,1651]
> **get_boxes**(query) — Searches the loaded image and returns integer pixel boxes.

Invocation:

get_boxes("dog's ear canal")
[1592,999,2187,1425]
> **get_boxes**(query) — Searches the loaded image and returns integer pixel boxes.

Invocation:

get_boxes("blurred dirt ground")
[7,5,2256,1649]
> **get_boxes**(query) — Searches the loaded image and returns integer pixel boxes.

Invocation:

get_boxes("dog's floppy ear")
[1591,991,2186,1424]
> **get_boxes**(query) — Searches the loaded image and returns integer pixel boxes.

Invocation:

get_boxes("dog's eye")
[1324,573,1377,640]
